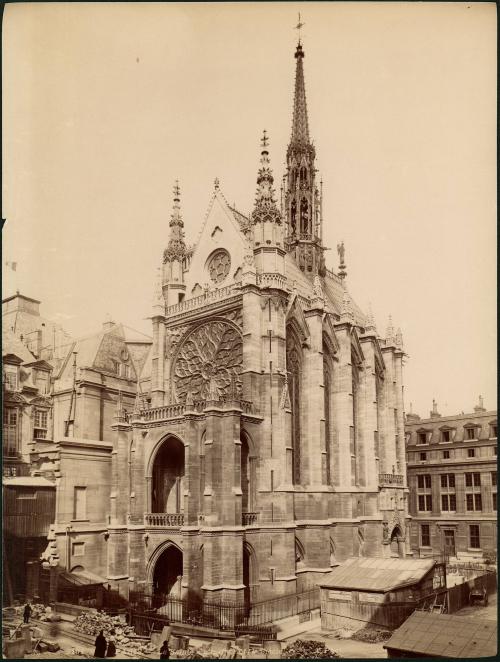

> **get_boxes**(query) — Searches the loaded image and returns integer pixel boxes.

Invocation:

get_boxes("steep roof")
[384,611,497,658]
[2,327,37,364]
[323,271,367,326]
[320,557,436,592]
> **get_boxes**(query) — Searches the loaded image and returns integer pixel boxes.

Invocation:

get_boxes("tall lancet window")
[351,353,360,485]
[323,356,332,485]
[375,369,384,471]
[300,198,309,235]
[286,326,302,485]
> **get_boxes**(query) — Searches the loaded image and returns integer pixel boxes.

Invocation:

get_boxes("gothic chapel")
[107,39,409,606]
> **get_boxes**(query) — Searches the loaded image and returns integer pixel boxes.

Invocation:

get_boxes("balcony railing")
[379,473,404,486]
[126,399,258,423]
[145,513,184,527]
[165,283,241,317]
[242,512,259,526]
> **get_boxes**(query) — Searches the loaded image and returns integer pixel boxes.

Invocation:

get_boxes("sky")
[2,2,496,416]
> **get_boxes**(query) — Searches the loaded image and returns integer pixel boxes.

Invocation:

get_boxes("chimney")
[430,399,441,419]
[405,402,421,423]
[474,395,486,413]
[103,313,116,332]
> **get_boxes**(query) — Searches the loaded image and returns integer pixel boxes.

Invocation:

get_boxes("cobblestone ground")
[455,591,497,621]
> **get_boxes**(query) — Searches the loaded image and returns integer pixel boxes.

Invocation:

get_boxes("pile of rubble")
[171,643,273,659]
[72,611,157,656]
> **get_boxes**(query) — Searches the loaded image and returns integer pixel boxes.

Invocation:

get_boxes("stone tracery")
[173,321,242,403]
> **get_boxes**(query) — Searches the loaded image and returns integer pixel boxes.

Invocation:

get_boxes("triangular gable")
[184,189,250,297]
[30,395,52,407]
[350,327,365,365]
[3,353,24,366]
[24,359,53,371]
[286,294,310,344]
[322,314,340,355]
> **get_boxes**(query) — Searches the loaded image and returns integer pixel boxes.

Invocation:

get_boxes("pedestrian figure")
[94,630,107,658]
[106,639,116,658]
[160,640,170,659]
[23,603,32,624]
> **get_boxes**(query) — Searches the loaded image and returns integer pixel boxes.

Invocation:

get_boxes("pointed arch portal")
[151,436,185,513]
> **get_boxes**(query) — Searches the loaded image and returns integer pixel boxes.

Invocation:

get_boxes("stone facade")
[405,399,497,560]
[2,297,56,476]
[97,40,410,607]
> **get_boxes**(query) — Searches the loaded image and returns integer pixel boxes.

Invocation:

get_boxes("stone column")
[303,309,324,488]
[332,324,354,491]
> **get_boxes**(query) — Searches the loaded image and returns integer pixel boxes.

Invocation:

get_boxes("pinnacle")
[251,131,281,225]
[290,42,310,146]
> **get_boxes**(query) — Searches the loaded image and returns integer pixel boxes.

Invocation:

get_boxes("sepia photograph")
[2,2,497,659]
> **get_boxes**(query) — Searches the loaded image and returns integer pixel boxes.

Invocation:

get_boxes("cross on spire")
[261,129,269,150]
[295,12,305,44]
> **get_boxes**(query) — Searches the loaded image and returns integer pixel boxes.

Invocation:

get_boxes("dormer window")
[417,430,431,445]
[439,426,455,443]
[464,424,481,441]
[490,422,497,439]
[34,369,49,394]
[4,366,18,391]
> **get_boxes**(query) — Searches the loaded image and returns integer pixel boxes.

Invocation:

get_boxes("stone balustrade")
[145,513,184,527]
[165,283,241,317]
[127,399,257,424]
[379,473,404,486]
[242,512,259,526]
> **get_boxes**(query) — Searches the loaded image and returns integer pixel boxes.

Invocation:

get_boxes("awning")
[59,569,107,586]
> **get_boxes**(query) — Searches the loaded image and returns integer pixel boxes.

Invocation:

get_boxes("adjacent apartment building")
[405,398,497,560]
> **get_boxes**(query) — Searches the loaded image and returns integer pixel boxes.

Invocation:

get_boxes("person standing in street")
[94,630,107,658]
[160,640,170,659]
[23,603,32,624]
[106,638,116,657]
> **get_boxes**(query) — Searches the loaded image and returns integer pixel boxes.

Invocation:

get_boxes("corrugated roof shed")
[384,611,497,658]
[319,557,436,592]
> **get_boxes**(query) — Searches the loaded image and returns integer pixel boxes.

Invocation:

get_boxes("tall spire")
[284,31,325,276]
[251,130,281,226]
[291,42,310,146]
[163,181,186,263]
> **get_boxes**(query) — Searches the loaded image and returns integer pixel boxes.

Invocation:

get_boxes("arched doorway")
[243,543,258,610]
[152,545,183,605]
[390,526,404,558]
[152,436,185,513]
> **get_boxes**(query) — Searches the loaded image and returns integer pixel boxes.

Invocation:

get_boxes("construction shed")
[319,557,447,632]
[383,611,497,658]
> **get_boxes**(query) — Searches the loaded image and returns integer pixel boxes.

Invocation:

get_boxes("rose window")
[173,321,242,403]
[207,249,231,284]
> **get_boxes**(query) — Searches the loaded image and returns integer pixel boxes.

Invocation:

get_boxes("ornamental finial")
[173,180,180,199]
[214,177,220,190]
[337,241,347,280]
[251,131,281,226]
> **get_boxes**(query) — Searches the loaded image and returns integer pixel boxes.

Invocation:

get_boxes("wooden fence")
[447,569,497,613]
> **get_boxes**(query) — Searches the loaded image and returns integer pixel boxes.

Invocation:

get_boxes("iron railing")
[129,587,319,632]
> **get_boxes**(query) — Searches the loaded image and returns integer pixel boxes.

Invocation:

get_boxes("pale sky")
[2,2,497,417]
